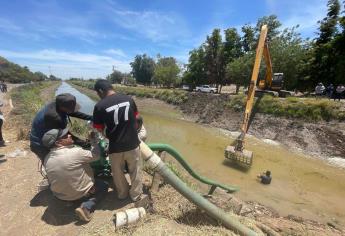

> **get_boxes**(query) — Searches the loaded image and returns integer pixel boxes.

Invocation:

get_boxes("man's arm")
[92,104,105,133]
[69,111,92,121]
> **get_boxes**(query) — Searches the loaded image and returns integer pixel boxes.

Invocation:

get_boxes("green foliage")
[226,53,254,93]
[130,54,155,85]
[269,27,310,90]
[309,0,343,87]
[241,24,256,53]
[224,28,242,63]
[204,29,226,91]
[107,69,124,84]
[226,94,345,121]
[255,15,282,41]
[10,82,54,126]
[68,80,188,105]
[0,56,48,83]
[153,56,181,88]
[183,46,207,87]
[184,14,310,92]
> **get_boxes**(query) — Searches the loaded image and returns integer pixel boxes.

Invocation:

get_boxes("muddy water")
[58,82,345,227]
[139,102,345,227]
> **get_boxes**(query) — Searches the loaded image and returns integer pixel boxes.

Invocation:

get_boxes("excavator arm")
[258,42,274,90]
[225,25,268,166]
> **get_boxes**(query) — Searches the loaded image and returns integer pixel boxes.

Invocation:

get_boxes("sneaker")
[75,206,93,222]
[37,178,50,192]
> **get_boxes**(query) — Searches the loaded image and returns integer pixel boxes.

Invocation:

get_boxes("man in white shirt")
[42,128,108,222]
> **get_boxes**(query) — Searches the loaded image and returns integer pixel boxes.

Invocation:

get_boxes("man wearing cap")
[92,79,143,202]
[42,128,109,222]
[30,93,92,161]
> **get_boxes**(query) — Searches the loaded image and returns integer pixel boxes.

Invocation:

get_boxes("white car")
[195,85,217,93]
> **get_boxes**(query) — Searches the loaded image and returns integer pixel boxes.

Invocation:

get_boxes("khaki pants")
[109,147,142,201]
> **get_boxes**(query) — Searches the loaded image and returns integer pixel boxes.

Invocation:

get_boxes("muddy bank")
[179,93,345,160]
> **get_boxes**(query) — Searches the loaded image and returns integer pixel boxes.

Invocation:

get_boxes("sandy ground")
[0,83,343,236]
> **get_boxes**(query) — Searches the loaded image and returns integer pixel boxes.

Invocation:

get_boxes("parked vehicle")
[195,85,217,93]
[181,85,191,91]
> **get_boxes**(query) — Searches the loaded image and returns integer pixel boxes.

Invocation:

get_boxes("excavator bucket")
[225,146,253,166]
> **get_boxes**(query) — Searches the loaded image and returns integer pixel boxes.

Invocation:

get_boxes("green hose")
[148,143,239,193]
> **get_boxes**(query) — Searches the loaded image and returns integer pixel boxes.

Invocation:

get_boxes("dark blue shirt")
[30,102,92,147]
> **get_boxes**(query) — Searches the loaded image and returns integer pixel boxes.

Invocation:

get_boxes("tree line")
[0,56,62,83]
[116,0,344,92]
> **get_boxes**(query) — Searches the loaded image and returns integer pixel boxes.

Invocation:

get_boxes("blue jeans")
[81,179,109,212]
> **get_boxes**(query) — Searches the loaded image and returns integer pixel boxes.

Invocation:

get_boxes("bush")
[68,80,189,105]
[226,94,344,121]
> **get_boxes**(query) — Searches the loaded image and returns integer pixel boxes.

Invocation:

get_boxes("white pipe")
[115,207,146,228]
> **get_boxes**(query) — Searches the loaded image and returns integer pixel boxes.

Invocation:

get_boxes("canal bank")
[63,82,345,228]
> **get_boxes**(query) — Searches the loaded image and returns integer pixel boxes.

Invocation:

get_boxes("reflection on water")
[55,82,95,114]
[57,83,345,227]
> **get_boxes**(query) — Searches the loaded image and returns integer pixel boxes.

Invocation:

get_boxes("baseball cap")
[94,79,113,92]
[42,128,69,148]
[56,93,77,112]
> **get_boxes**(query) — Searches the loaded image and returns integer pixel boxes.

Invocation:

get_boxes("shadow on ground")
[30,186,132,226]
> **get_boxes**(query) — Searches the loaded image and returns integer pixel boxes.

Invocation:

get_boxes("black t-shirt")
[93,93,140,153]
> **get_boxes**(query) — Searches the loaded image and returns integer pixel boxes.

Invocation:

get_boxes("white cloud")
[0,49,131,79]
[104,49,127,57]
[0,18,21,31]
[108,8,190,42]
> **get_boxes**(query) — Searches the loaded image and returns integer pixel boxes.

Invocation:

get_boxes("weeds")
[226,94,345,121]
[10,82,57,139]
[68,80,188,105]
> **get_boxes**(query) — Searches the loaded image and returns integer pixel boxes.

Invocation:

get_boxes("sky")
[0,0,329,79]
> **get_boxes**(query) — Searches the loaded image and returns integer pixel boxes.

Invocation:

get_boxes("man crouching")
[42,128,108,222]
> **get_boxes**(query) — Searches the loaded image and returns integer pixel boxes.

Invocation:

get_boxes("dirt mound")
[180,93,345,159]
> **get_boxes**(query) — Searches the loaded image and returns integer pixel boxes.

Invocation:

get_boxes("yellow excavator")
[225,24,287,166]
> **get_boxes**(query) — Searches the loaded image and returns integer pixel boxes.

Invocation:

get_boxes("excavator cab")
[271,73,284,90]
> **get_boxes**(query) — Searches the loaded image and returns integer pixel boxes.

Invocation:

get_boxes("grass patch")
[10,82,58,139]
[226,94,345,121]
[68,80,188,105]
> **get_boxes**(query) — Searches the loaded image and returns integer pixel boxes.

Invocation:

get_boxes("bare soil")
[179,93,345,159]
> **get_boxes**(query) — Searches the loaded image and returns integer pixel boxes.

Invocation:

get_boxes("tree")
[0,56,45,83]
[269,27,310,90]
[107,69,124,84]
[204,29,226,92]
[49,75,61,81]
[34,71,48,81]
[183,46,207,87]
[130,54,155,85]
[332,0,345,84]
[255,15,282,41]
[311,0,341,85]
[226,53,254,94]
[224,28,242,63]
[153,56,180,88]
[242,24,256,53]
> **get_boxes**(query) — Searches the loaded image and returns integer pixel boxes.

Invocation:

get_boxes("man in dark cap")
[92,79,143,202]
[30,93,92,161]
